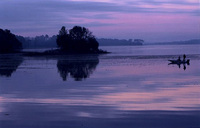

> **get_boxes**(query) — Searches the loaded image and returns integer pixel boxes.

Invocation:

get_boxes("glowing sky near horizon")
[0,0,199,42]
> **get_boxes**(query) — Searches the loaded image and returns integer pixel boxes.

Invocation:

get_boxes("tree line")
[16,35,57,49]
[0,26,100,53]
[0,26,144,53]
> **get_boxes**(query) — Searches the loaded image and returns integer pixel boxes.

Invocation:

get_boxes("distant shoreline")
[145,39,200,45]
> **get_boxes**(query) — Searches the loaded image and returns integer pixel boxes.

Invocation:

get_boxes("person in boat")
[183,54,186,61]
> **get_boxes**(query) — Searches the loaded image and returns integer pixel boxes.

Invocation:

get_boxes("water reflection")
[0,54,99,81]
[57,55,99,81]
[0,54,23,77]
[168,62,190,70]
[0,53,200,128]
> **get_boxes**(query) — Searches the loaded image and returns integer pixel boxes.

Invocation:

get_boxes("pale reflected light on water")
[0,45,200,128]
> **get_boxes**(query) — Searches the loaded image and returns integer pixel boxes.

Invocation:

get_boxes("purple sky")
[0,0,199,42]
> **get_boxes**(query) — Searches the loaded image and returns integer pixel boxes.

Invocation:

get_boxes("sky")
[0,0,199,42]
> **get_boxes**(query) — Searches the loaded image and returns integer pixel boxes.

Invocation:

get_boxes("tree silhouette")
[0,28,22,53]
[56,26,99,53]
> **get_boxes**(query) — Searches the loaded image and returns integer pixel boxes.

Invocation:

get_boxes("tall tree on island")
[0,28,22,53]
[56,26,99,53]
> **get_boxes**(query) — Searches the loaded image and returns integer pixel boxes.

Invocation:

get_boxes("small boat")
[168,59,190,65]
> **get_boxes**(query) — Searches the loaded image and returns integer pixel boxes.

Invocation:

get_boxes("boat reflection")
[168,60,190,70]
[57,55,99,81]
[0,54,23,77]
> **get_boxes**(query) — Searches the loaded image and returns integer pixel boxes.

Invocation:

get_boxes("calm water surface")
[0,44,200,128]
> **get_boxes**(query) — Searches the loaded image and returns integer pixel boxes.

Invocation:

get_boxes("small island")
[42,26,108,55]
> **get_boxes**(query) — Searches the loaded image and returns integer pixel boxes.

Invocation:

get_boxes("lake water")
[0,44,200,128]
